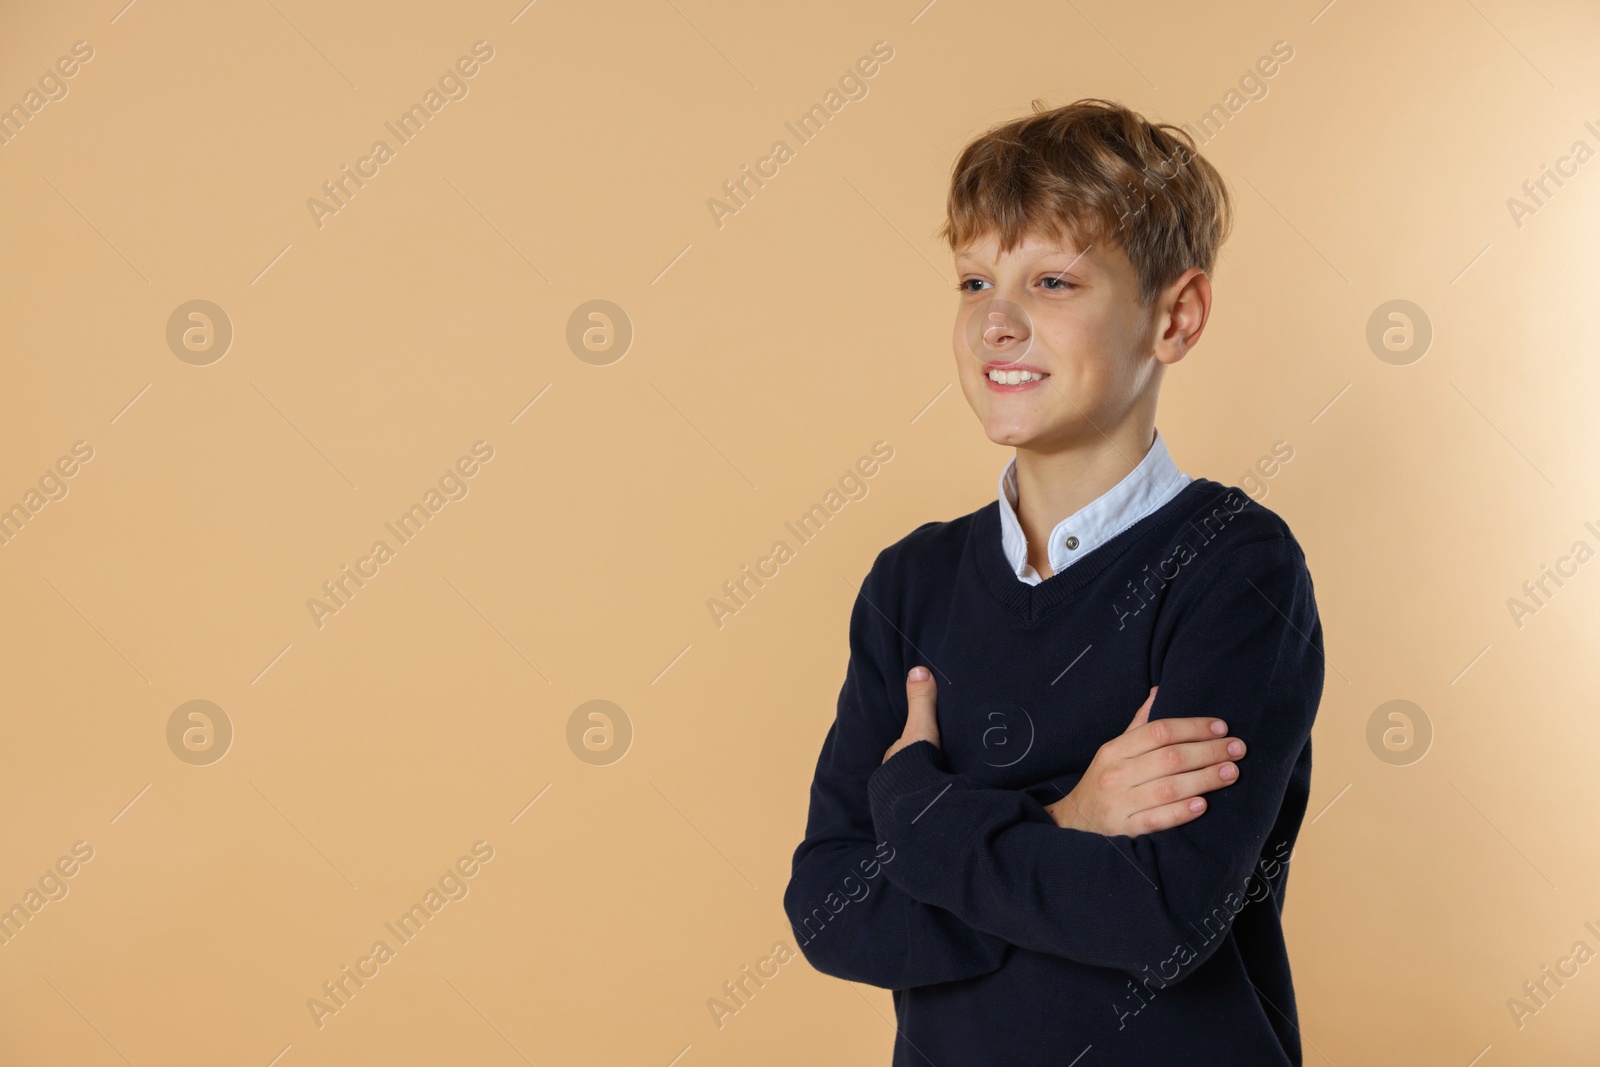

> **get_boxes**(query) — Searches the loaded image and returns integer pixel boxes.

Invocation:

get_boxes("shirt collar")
[997,428,1191,584]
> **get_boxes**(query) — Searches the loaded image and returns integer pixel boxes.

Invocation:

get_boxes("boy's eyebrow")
[953,248,1096,275]
[1038,246,1097,274]
[954,244,1094,260]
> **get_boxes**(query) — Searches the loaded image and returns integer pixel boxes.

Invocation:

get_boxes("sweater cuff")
[867,741,994,910]
[867,739,957,848]
[869,739,950,803]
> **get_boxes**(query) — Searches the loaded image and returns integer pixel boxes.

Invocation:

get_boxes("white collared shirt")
[998,429,1191,585]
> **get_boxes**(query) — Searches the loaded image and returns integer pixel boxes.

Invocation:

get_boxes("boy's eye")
[955,276,1077,293]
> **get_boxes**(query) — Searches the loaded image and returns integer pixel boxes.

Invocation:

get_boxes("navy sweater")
[783,478,1324,1066]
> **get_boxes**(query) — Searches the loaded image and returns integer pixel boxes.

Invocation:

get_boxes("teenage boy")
[783,98,1325,1066]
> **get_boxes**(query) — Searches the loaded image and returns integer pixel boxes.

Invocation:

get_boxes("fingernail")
[1211,720,1227,735]
[1219,764,1237,780]
[908,666,929,682]
[1228,741,1244,756]
[1188,798,1204,811]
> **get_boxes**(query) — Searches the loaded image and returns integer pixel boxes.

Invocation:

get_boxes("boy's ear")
[1152,267,1211,366]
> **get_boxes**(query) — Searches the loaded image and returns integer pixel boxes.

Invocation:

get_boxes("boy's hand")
[1044,686,1244,837]
[882,666,941,763]
[881,673,1243,840]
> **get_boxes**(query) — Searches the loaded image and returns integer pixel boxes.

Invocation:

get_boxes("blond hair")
[938,98,1233,306]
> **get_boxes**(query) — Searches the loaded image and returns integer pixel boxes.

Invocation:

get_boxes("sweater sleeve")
[783,557,1011,989]
[865,536,1323,980]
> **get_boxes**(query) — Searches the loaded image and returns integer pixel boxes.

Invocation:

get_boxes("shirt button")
[1064,536,1080,550]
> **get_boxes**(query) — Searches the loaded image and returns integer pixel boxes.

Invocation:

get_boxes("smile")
[984,366,1051,390]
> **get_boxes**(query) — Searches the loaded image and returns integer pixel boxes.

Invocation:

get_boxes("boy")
[782,99,1324,1065]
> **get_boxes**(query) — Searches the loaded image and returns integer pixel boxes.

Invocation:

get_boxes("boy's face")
[950,227,1191,452]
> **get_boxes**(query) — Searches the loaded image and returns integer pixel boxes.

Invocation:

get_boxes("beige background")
[2,0,1598,1063]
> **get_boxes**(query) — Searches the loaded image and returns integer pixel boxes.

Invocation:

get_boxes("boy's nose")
[983,310,1028,348]
[968,297,1032,359]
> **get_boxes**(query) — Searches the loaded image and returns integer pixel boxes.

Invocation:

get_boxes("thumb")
[905,666,939,739]
[1124,685,1158,732]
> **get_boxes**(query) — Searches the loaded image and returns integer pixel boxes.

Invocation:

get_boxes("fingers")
[1117,714,1232,759]
[904,666,940,745]
[1118,795,1213,838]
[884,666,941,764]
[1122,685,1159,733]
[1125,757,1242,815]
[1127,736,1246,785]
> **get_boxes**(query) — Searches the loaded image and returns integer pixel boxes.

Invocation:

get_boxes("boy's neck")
[1013,418,1158,580]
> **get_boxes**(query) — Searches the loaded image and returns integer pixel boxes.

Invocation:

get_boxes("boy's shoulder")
[863,500,989,590]
[1161,477,1316,601]
[1182,476,1305,550]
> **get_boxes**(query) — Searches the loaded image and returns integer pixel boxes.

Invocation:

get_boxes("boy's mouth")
[984,363,1051,390]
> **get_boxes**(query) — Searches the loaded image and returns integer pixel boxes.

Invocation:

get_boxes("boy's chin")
[979,416,1055,449]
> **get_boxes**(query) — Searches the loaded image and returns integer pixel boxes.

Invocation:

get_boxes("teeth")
[988,368,1048,384]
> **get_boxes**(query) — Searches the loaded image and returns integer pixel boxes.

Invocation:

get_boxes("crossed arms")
[782,536,1324,989]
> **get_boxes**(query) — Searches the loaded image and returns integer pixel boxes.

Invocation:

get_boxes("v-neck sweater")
[783,477,1325,1066]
